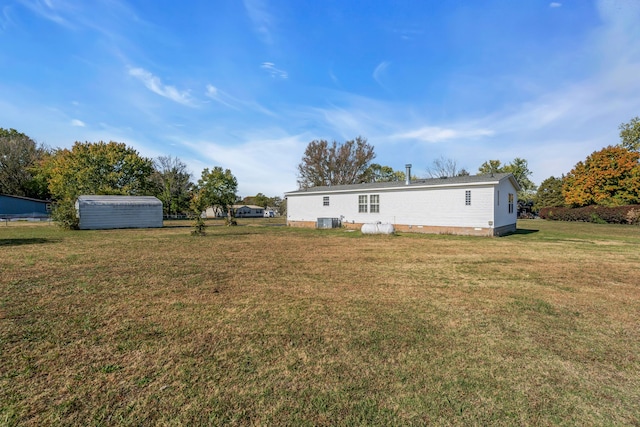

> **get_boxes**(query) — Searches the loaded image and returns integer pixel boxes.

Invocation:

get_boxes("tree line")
[3,115,639,228]
[296,118,640,216]
[533,117,640,211]
[0,131,264,230]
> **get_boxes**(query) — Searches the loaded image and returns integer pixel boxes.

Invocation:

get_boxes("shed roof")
[285,173,520,196]
[76,195,162,206]
[234,204,264,210]
[0,194,50,203]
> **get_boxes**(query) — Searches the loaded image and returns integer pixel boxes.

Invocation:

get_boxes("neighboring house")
[234,205,265,218]
[75,195,163,230]
[284,172,520,236]
[203,204,266,218]
[0,194,51,220]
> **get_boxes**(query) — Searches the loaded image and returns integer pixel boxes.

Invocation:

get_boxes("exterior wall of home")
[287,176,521,236]
[493,179,519,228]
[0,195,50,218]
[287,184,497,230]
[76,196,163,230]
[494,179,518,231]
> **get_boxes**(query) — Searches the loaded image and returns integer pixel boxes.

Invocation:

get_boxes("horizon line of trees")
[296,117,640,215]
[533,117,640,211]
[4,115,639,228]
[0,129,284,230]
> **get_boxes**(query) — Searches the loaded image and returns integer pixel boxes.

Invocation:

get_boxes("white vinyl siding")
[287,185,498,229]
[494,180,518,227]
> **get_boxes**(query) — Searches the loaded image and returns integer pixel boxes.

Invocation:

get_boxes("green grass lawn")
[1,219,639,425]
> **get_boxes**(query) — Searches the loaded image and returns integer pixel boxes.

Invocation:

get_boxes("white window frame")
[358,195,368,213]
[323,196,329,206]
[370,194,380,213]
[465,190,471,206]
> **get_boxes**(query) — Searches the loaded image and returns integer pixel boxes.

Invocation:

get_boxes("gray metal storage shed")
[75,195,163,230]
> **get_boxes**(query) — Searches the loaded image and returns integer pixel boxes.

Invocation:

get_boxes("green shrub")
[51,200,79,230]
[191,216,206,236]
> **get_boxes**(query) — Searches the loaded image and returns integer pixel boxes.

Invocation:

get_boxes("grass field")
[1,218,639,426]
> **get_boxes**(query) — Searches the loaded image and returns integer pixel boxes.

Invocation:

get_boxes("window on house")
[370,194,379,213]
[358,195,368,213]
[508,193,514,213]
[497,190,500,206]
[465,190,471,206]
[323,196,329,206]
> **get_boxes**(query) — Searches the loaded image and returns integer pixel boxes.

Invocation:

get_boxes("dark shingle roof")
[285,173,518,195]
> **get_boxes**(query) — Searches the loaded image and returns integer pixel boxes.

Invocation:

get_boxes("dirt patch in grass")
[1,220,639,425]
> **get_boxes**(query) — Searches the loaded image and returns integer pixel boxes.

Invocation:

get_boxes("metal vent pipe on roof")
[405,164,412,185]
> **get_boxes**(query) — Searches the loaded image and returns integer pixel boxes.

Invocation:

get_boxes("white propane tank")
[361,222,395,235]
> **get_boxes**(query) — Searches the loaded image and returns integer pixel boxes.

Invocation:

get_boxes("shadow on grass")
[0,238,60,246]
[512,228,539,235]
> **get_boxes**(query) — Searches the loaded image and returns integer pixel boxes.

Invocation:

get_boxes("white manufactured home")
[285,173,520,236]
[75,195,163,230]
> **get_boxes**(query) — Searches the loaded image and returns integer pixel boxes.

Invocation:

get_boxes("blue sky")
[1,0,639,198]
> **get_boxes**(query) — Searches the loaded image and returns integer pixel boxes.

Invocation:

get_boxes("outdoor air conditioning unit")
[317,217,341,229]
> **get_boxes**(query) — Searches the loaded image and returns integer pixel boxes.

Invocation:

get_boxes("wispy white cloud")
[395,126,494,143]
[70,119,85,127]
[244,0,274,45]
[205,84,239,110]
[549,2,562,8]
[129,67,194,106]
[17,0,71,27]
[261,62,288,79]
[372,61,390,89]
[204,83,276,116]
[328,69,339,86]
[1,5,16,32]
[391,28,424,41]
[182,131,307,196]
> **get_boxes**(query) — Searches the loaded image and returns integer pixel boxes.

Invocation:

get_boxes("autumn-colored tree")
[297,136,375,188]
[534,176,565,210]
[562,145,640,207]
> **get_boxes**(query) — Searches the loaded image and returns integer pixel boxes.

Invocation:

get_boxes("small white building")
[203,204,265,218]
[75,195,163,230]
[234,205,265,218]
[284,173,520,236]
